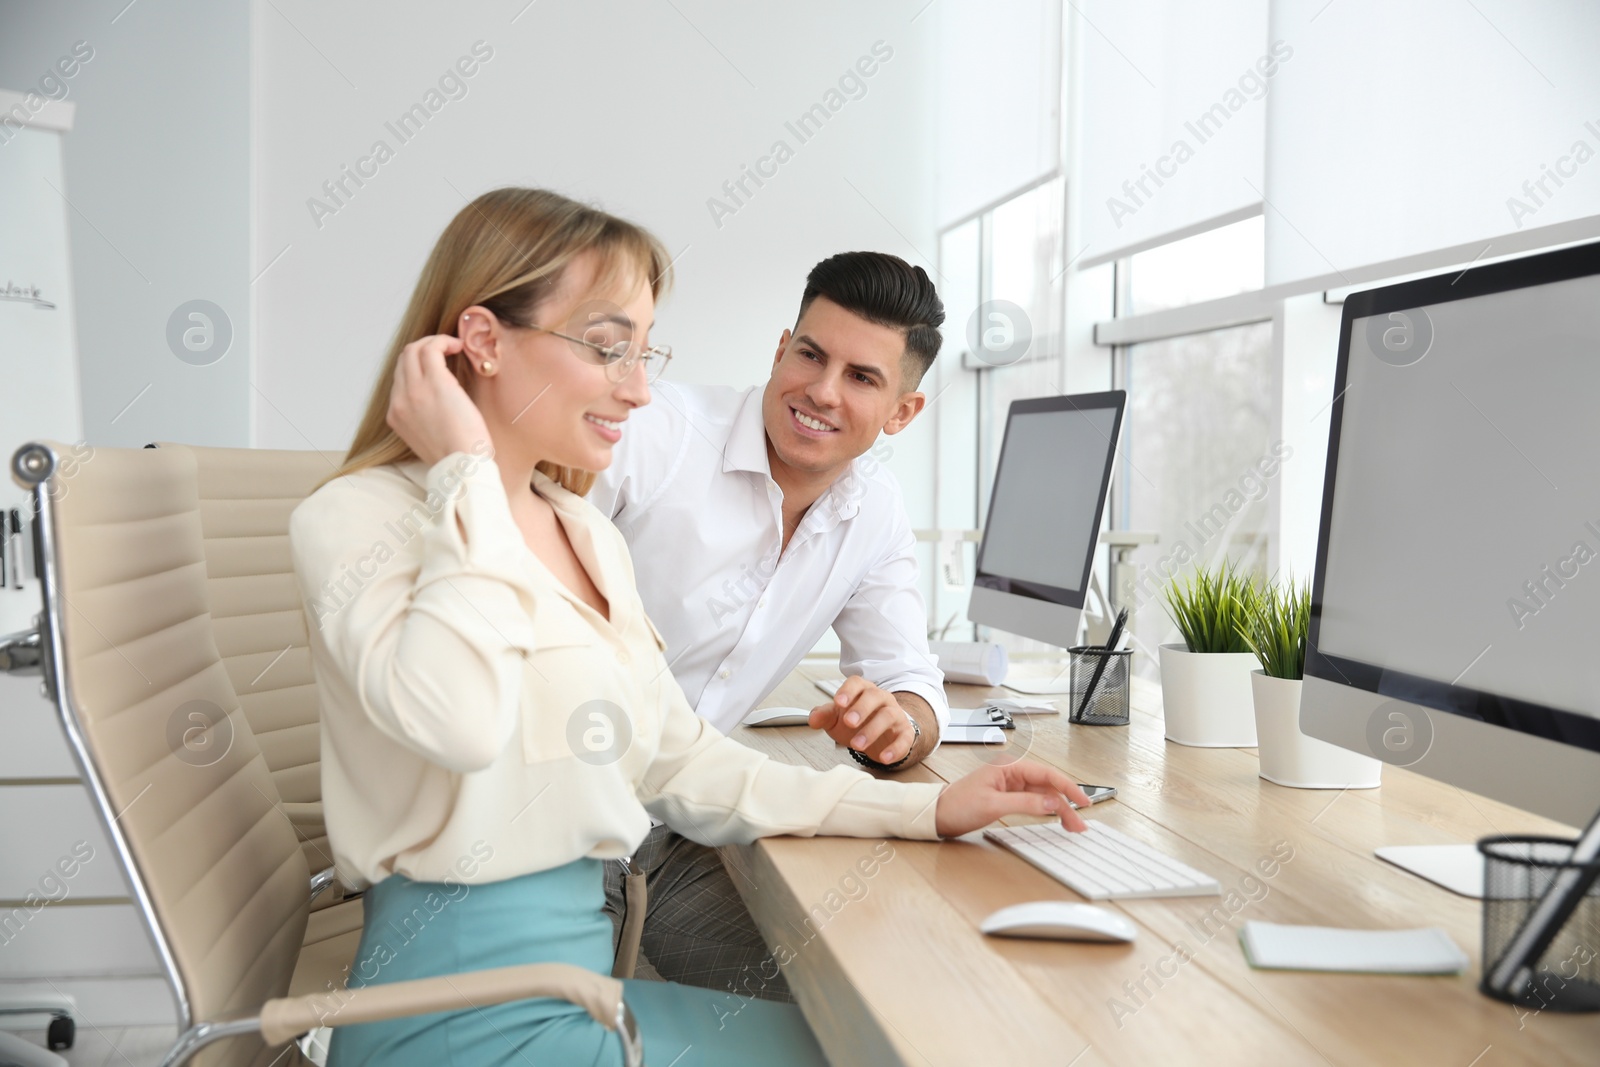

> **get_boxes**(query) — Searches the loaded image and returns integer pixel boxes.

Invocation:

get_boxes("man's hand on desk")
[808,677,932,768]
[934,763,1091,838]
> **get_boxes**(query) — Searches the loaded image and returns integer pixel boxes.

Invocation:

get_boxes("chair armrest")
[308,866,339,901]
[258,962,628,1046]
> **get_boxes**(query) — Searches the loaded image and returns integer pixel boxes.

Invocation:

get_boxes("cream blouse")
[289,451,945,888]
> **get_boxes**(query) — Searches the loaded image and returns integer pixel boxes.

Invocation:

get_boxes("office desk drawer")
[0,904,160,978]
[0,785,125,899]
[0,675,76,779]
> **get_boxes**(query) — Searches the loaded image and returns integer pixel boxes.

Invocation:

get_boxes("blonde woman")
[290,187,1090,1066]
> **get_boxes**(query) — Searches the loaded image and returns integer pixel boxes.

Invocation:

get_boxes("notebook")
[1239,921,1469,975]
[813,676,1056,714]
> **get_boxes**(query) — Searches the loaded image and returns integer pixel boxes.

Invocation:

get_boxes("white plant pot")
[1158,643,1259,747]
[1251,671,1383,789]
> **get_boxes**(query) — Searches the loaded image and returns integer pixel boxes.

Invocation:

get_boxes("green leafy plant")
[1161,561,1259,654]
[1237,579,1312,680]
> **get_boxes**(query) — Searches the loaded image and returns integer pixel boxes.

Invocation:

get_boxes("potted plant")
[1158,561,1261,747]
[1238,580,1381,788]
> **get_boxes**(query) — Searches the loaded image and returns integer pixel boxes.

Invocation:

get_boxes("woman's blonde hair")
[330,187,673,495]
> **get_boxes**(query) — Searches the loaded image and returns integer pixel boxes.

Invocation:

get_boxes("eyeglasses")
[524,323,673,384]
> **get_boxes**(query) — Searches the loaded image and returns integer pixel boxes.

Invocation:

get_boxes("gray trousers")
[602,824,794,1003]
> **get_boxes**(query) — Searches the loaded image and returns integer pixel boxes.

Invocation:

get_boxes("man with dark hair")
[587,250,948,1002]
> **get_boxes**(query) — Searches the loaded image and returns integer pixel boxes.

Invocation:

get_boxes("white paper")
[929,640,1009,686]
[1000,664,1076,695]
[939,724,1011,744]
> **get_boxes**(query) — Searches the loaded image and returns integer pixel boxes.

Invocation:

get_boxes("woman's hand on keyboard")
[934,762,1091,838]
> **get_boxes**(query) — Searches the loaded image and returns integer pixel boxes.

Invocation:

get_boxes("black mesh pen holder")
[1066,646,1132,726]
[1477,834,1600,1012]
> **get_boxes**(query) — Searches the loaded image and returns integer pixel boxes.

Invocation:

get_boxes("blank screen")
[979,405,1119,596]
[1319,272,1600,719]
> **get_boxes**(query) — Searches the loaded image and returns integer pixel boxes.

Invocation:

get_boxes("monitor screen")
[976,396,1122,606]
[1313,259,1600,743]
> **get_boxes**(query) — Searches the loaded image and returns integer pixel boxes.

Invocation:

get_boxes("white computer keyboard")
[813,676,845,697]
[984,821,1221,900]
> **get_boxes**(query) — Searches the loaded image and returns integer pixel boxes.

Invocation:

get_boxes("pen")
[1075,606,1129,718]
[8,509,21,588]
[0,508,7,590]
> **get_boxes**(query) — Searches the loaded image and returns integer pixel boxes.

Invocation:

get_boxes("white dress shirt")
[289,455,944,888]
[588,381,949,740]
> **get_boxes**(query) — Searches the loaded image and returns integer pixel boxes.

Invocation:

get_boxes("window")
[973,176,1066,506]
[983,176,1065,365]
[1110,216,1273,674]
[1126,214,1264,316]
[926,219,983,641]
[1115,322,1276,670]
[933,176,1068,648]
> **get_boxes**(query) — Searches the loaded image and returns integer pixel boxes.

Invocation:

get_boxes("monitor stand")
[1002,669,1075,696]
[1375,844,1484,898]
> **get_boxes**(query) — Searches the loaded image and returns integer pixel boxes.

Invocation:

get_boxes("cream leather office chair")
[7,441,643,1067]
[151,443,362,999]
[154,443,337,879]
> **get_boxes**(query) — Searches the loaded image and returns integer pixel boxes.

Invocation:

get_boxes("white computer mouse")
[980,901,1137,943]
[743,707,815,727]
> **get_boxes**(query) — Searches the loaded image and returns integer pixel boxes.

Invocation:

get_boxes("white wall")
[0,121,81,635]
[934,0,1060,227]
[0,0,252,1028]
[1265,0,1600,286]
[1073,0,1269,265]
[252,0,942,525]
[0,0,252,450]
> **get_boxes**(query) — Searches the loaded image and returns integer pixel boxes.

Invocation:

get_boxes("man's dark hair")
[797,251,944,389]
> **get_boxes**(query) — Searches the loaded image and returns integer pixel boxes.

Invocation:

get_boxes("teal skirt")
[326,858,827,1067]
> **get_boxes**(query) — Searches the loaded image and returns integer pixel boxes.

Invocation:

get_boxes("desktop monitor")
[1303,241,1600,830]
[968,390,1126,648]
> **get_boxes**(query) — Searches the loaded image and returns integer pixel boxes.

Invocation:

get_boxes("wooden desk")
[725,668,1600,1066]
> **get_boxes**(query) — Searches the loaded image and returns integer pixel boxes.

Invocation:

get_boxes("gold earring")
[480,360,493,373]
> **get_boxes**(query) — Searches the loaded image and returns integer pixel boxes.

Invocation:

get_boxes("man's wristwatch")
[850,714,920,772]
